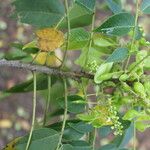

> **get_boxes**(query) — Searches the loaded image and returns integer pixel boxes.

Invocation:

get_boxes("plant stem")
[133,120,136,150]
[84,7,96,67]
[125,0,140,70]
[128,54,149,73]
[31,50,42,64]
[25,71,37,150]
[81,82,89,111]
[61,0,70,68]
[56,79,68,150]
[43,75,51,126]
[92,129,97,150]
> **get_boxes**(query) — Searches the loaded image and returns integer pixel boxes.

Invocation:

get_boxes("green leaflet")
[94,12,135,36]
[106,0,122,14]
[75,47,103,68]
[58,95,86,114]
[5,74,58,92]
[16,128,59,150]
[141,0,150,14]
[99,122,133,150]
[12,0,65,27]
[94,62,113,84]
[75,0,96,12]
[106,48,128,63]
[68,122,93,134]
[62,141,92,150]
[63,28,90,50]
[5,49,27,60]
[59,4,93,29]
[93,34,117,47]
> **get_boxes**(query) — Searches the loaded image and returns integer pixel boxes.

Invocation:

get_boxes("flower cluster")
[86,60,99,73]
[108,105,123,135]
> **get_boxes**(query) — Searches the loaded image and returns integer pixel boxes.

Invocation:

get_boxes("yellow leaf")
[36,28,64,51]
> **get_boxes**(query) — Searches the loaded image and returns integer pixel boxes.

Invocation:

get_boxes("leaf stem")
[133,120,136,150]
[31,50,42,64]
[25,71,37,150]
[56,79,68,150]
[61,0,71,68]
[92,128,97,150]
[43,75,51,126]
[81,82,89,111]
[128,54,149,74]
[84,7,96,67]
[125,0,140,70]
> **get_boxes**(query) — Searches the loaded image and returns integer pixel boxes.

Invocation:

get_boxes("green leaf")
[75,47,103,68]
[63,141,92,150]
[99,122,133,150]
[75,0,96,12]
[112,122,134,148]
[68,122,93,134]
[5,49,27,60]
[23,41,39,54]
[0,52,5,59]
[97,126,112,138]
[106,0,122,14]
[63,28,89,50]
[98,144,118,150]
[58,95,85,114]
[136,121,150,132]
[94,12,134,36]
[123,110,139,121]
[59,4,93,29]
[49,119,85,141]
[106,48,128,62]
[48,119,80,131]
[141,0,150,14]
[10,42,23,50]
[63,128,84,141]
[93,34,117,47]
[16,128,59,150]
[94,62,113,84]
[12,0,65,27]
[5,74,58,93]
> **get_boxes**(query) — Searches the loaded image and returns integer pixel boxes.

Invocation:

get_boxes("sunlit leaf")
[106,0,122,14]
[141,0,150,14]
[75,0,96,12]
[12,0,65,27]
[106,48,128,62]
[94,13,134,36]
[16,128,59,150]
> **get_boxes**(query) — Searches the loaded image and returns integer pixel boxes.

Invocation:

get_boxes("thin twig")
[43,75,51,126]
[84,7,96,67]
[128,54,149,73]
[92,128,97,150]
[56,79,68,150]
[0,59,94,81]
[25,71,37,150]
[61,0,71,68]
[133,120,136,150]
[124,0,140,70]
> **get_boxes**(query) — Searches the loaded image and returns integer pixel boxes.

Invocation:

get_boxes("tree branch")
[0,59,94,81]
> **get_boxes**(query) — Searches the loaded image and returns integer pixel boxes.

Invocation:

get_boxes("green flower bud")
[133,82,146,98]
[119,74,129,81]
[122,82,131,92]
